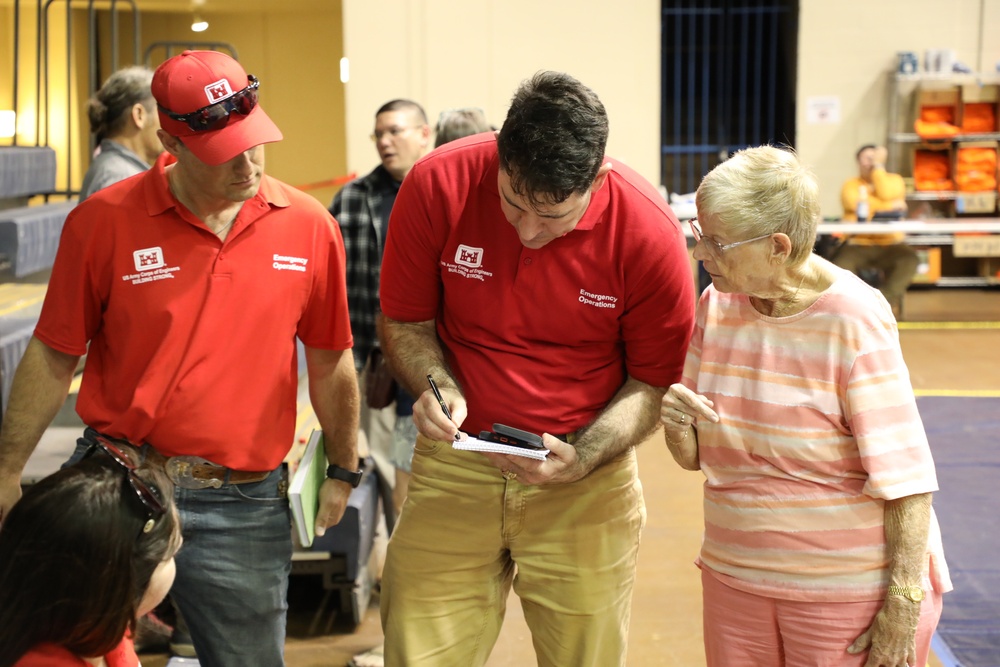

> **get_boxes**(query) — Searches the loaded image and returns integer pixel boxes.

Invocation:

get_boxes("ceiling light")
[191,15,208,32]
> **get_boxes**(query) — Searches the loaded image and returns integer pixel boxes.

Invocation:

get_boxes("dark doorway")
[661,0,799,196]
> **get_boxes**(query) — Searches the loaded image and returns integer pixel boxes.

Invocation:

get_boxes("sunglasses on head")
[85,437,166,536]
[160,75,260,133]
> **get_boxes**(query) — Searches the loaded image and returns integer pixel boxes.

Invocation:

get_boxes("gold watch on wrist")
[887,584,925,603]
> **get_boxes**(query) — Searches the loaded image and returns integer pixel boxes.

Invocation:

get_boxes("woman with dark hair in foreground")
[0,440,181,667]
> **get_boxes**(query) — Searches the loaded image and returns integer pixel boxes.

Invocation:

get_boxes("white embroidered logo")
[455,245,483,268]
[133,247,164,271]
[442,244,493,282]
[204,79,233,104]
[122,247,180,285]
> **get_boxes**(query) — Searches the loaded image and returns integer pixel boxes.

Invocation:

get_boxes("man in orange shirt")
[834,144,919,318]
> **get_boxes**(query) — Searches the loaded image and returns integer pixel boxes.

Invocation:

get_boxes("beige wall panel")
[343,0,661,187]
[798,0,1000,218]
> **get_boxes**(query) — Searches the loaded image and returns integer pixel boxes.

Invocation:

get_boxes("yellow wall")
[0,5,85,200]
[0,2,345,206]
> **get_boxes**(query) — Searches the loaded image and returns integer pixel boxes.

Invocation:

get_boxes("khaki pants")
[381,435,646,667]
[832,243,920,307]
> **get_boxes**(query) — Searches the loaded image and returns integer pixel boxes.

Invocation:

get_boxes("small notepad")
[452,436,550,460]
[289,430,325,547]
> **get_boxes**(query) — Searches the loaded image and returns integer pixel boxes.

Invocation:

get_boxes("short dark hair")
[496,71,608,207]
[87,66,155,144]
[0,457,178,665]
[376,99,429,125]
[856,144,876,160]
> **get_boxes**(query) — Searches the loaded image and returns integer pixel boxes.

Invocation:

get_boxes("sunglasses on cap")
[160,75,260,133]
[84,437,167,536]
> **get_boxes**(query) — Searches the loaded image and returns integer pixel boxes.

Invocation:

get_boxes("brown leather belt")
[168,460,271,488]
[194,465,270,485]
[92,431,270,489]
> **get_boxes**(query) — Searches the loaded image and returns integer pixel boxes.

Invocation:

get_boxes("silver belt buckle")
[166,456,224,489]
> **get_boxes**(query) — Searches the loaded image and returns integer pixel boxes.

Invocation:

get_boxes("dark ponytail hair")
[86,66,154,144]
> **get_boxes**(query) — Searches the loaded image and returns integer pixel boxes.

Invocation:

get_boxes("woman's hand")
[660,384,717,470]
[847,596,920,667]
[660,383,718,430]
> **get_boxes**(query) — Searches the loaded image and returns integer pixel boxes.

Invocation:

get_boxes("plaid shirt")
[330,165,398,371]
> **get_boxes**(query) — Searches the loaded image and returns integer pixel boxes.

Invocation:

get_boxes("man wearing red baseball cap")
[0,50,360,666]
[152,49,283,166]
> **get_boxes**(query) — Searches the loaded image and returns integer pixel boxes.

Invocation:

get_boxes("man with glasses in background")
[330,99,430,522]
[0,50,359,667]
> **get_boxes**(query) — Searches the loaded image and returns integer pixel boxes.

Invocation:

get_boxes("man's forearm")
[575,377,665,473]
[872,167,907,203]
[885,492,932,588]
[305,346,359,470]
[377,315,454,397]
[0,337,79,476]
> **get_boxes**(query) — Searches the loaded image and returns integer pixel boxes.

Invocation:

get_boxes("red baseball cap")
[152,50,283,166]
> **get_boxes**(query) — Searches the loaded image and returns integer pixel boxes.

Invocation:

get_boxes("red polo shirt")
[380,134,694,435]
[14,637,138,666]
[36,160,352,470]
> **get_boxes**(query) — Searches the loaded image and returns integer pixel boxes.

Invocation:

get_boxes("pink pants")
[702,569,943,667]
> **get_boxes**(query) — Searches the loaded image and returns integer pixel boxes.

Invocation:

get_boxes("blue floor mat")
[920,396,1000,667]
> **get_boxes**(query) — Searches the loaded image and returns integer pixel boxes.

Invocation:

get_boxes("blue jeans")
[67,438,292,667]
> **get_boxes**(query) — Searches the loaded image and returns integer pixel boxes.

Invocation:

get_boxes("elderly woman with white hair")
[662,145,951,667]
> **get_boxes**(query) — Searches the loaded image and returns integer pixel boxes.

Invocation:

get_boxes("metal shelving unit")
[886,72,1000,287]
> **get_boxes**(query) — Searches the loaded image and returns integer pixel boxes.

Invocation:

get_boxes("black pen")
[426,375,453,420]
[427,375,462,440]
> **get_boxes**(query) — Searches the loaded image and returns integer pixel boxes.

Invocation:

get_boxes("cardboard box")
[954,234,1000,257]
[911,144,954,191]
[955,192,998,214]
[916,85,960,117]
[954,140,998,197]
[917,86,960,108]
[961,83,1000,104]
[911,247,942,284]
[978,257,1000,281]
[960,83,999,133]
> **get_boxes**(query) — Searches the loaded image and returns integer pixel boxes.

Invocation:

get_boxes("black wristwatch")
[326,461,364,488]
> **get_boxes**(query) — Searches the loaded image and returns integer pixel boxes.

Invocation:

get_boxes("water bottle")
[856,184,869,221]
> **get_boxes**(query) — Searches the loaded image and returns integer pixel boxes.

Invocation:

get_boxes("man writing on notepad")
[376,71,695,667]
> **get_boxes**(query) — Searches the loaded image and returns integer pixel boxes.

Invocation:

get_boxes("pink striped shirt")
[685,268,951,601]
